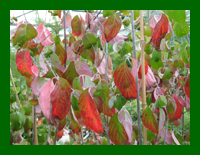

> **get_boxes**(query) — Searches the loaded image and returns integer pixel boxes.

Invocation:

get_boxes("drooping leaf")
[75,61,92,77]
[67,46,77,62]
[155,97,166,109]
[39,80,55,121]
[173,21,189,38]
[79,88,103,133]
[103,12,122,42]
[142,106,158,134]
[71,94,79,111]
[37,23,54,47]
[163,10,186,26]
[16,49,35,77]
[138,61,148,79]
[185,130,190,142]
[150,50,164,69]
[71,15,82,37]
[82,33,97,49]
[50,77,72,122]
[118,108,133,143]
[167,101,175,115]
[149,13,169,51]
[174,59,184,68]
[114,94,127,111]
[113,61,137,99]
[12,23,37,47]
[172,130,180,145]
[63,61,79,85]
[185,74,190,98]
[31,76,49,96]
[108,112,130,145]
[54,43,67,65]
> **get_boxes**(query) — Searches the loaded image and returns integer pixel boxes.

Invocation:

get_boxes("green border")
[6,0,195,154]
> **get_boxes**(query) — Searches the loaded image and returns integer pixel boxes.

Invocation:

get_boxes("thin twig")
[63,10,67,67]
[10,68,21,108]
[23,10,28,23]
[130,10,142,145]
[163,117,169,145]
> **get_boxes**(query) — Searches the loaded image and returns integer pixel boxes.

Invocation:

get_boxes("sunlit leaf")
[163,10,186,26]
[173,21,189,38]
[82,33,97,49]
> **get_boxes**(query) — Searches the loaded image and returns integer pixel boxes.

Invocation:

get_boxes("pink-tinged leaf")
[149,13,169,51]
[39,54,48,73]
[118,108,133,143]
[61,14,72,28]
[37,23,54,47]
[108,112,130,145]
[131,58,138,80]
[85,12,94,26]
[142,106,158,134]
[186,95,190,111]
[184,74,190,98]
[151,87,165,103]
[172,115,182,127]
[79,88,103,133]
[160,127,173,144]
[28,41,44,56]
[16,49,35,77]
[109,34,128,44]
[31,64,39,76]
[141,66,156,90]
[172,130,180,145]
[16,21,23,28]
[113,61,137,100]
[89,17,107,34]
[75,61,92,77]
[67,46,77,62]
[71,107,85,126]
[103,13,122,42]
[168,95,183,122]
[50,77,72,122]
[172,94,186,107]
[159,108,166,133]
[39,80,55,121]
[149,15,161,29]
[71,40,82,54]
[31,76,49,96]
[54,43,67,65]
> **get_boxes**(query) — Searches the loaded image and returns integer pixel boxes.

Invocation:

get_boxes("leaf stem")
[63,10,67,67]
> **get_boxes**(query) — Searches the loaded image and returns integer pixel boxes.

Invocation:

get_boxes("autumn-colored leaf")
[54,43,67,65]
[138,61,148,79]
[82,33,97,49]
[12,23,37,47]
[39,80,55,121]
[149,13,169,51]
[160,127,173,144]
[185,74,190,98]
[50,77,72,122]
[71,15,85,38]
[113,61,137,100]
[151,87,165,103]
[159,108,166,133]
[37,23,54,47]
[79,88,103,133]
[16,49,35,77]
[31,76,49,96]
[79,46,95,62]
[67,46,77,62]
[108,112,130,145]
[142,106,158,134]
[74,61,92,77]
[103,12,122,42]
[63,61,79,85]
[70,110,80,133]
[28,99,38,106]
[102,96,115,117]
[61,14,72,28]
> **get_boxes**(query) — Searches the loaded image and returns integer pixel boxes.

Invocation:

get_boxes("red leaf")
[118,108,133,143]
[113,61,137,100]
[37,23,54,47]
[79,88,103,133]
[149,13,169,51]
[50,77,72,122]
[61,14,72,28]
[57,10,61,19]
[103,13,122,42]
[184,74,190,98]
[142,106,158,134]
[108,112,130,145]
[75,61,92,77]
[39,80,55,121]
[138,61,148,79]
[168,95,183,122]
[102,96,115,117]
[16,49,35,77]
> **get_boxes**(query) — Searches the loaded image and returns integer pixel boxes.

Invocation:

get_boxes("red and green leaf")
[50,77,72,122]
[71,15,82,37]
[113,61,137,100]
[149,13,169,51]
[142,106,158,134]
[103,12,122,42]
[79,88,103,133]
[55,43,67,65]
[108,112,130,145]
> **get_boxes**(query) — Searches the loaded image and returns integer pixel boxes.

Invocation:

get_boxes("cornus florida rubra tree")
[10,10,190,145]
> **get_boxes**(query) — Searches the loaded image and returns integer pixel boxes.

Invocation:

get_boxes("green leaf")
[174,59,184,68]
[147,129,155,142]
[72,77,82,90]
[53,35,61,44]
[12,23,37,47]
[173,21,189,38]
[103,10,115,17]
[155,97,166,109]
[71,94,79,111]
[55,43,67,65]
[180,43,190,64]
[108,112,130,145]
[93,80,110,98]
[144,43,153,55]
[82,33,97,49]
[119,10,130,16]
[122,19,131,27]
[109,96,117,108]
[167,101,175,115]
[80,46,95,62]
[114,94,127,111]
[163,10,186,26]
[175,133,184,145]
[120,42,132,57]
[162,67,173,79]
[134,10,140,20]
[150,50,164,69]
